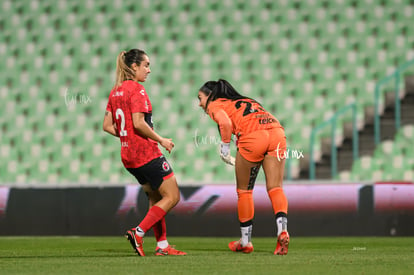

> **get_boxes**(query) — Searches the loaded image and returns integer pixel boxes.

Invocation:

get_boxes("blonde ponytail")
[114,51,135,88]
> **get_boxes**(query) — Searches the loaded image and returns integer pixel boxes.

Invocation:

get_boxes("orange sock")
[268,187,288,215]
[237,189,254,223]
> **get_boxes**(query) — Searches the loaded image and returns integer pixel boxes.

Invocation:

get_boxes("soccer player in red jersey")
[197,79,289,255]
[103,49,186,256]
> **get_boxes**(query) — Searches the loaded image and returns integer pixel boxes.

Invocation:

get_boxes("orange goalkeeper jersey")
[206,98,283,143]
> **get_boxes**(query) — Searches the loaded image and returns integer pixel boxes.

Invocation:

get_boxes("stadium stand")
[0,0,413,184]
[344,124,414,181]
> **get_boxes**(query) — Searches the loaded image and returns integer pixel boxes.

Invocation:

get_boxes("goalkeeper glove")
[220,142,235,166]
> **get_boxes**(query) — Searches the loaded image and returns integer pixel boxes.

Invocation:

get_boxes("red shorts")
[237,128,287,162]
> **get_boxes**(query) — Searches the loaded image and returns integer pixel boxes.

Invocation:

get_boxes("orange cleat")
[125,228,145,256]
[154,245,187,256]
[274,231,289,255]
[228,239,254,253]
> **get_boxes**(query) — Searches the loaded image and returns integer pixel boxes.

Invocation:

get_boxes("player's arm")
[212,109,233,143]
[132,112,174,153]
[211,109,235,165]
[103,111,119,137]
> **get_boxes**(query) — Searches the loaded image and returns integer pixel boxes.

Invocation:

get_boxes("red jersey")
[106,80,161,168]
[207,98,283,143]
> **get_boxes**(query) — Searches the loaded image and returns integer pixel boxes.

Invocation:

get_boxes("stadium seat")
[1,0,414,184]
[349,124,414,181]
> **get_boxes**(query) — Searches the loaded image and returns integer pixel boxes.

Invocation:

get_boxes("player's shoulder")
[206,99,232,115]
[119,81,146,97]
[210,98,231,107]
[128,81,147,95]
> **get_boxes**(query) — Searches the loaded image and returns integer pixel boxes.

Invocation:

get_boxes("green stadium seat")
[1,0,414,184]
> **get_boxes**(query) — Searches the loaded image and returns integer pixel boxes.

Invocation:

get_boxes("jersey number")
[235,100,264,116]
[115,108,127,137]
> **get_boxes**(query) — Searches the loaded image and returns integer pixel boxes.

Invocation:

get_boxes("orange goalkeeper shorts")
[237,127,287,162]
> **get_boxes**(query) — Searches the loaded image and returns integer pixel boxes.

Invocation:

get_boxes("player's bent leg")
[156,175,180,212]
[262,155,290,255]
[144,186,168,246]
[262,155,285,191]
[151,176,187,256]
[124,183,154,256]
[235,151,262,191]
[144,183,162,207]
[231,151,262,252]
[127,205,166,256]
[126,178,178,256]
[136,182,169,235]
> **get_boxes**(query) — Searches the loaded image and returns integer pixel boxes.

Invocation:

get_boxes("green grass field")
[0,236,413,274]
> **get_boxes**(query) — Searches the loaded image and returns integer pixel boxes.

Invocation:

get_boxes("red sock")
[153,217,167,242]
[138,206,166,233]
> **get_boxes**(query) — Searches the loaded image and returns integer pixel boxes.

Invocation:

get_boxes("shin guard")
[268,187,288,215]
[237,189,254,223]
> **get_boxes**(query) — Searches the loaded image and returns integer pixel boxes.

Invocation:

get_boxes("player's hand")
[159,137,175,153]
[220,142,235,166]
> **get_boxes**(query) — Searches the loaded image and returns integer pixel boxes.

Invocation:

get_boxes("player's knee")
[170,190,180,207]
[164,189,180,209]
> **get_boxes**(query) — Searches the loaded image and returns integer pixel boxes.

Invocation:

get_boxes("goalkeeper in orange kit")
[197,79,289,255]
